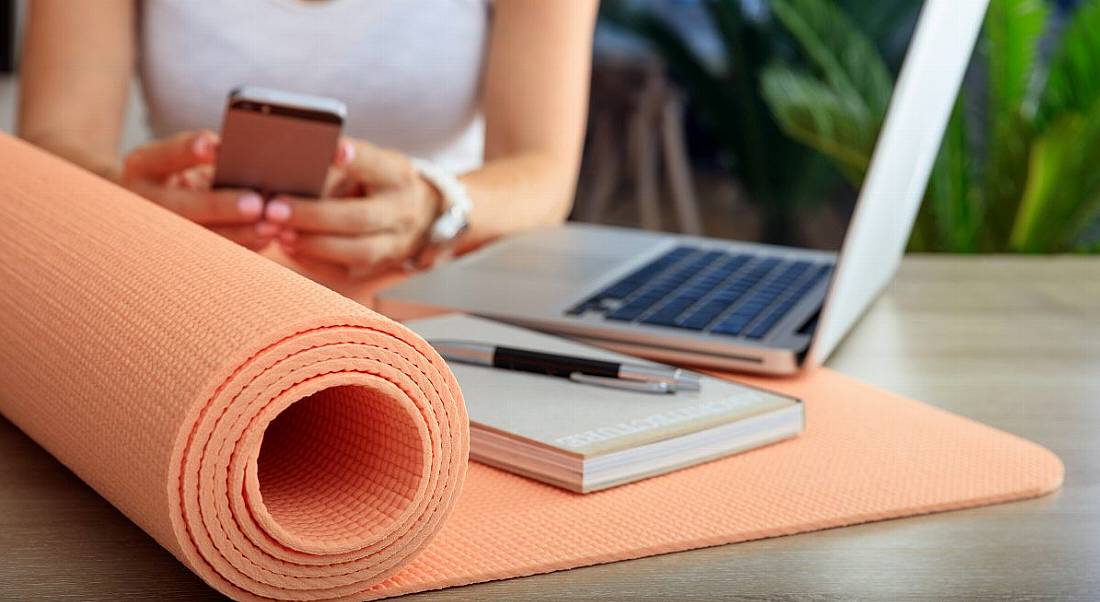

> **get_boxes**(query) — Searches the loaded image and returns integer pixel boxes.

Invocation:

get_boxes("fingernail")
[279,229,298,244]
[238,193,263,217]
[255,221,279,237]
[266,199,291,222]
[192,135,214,159]
[336,140,355,166]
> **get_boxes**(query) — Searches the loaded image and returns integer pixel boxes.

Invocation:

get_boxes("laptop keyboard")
[566,246,833,340]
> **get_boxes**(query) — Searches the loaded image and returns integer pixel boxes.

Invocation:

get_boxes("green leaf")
[760,66,876,184]
[703,0,774,200]
[925,99,980,252]
[604,0,841,236]
[1035,0,1100,130]
[1011,101,1100,252]
[983,0,1048,247]
[769,0,894,117]
[987,0,1047,112]
[836,0,923,67]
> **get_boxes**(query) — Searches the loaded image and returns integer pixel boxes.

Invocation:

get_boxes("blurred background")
[0,0,1096,254]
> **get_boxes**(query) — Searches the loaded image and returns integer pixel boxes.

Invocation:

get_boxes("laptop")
[379,0,988,375]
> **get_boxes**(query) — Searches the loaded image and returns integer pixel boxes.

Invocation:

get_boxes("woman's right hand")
[118,130,272,250]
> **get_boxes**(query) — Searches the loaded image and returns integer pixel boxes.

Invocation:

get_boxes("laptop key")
[591,246,697,301]
[677,300,728,329]
[640,297,698,327]
[571,248,831,337]
[642,310,686,327]
[746,300,796,338]
[746,319,780,339]
[606,304,648,321]
[712,314,753,336]
[744,262,832,338]
[607,294,663,321]
[675,263,775,329]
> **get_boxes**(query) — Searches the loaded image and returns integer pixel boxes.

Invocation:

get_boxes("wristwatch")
[407,158,472,270]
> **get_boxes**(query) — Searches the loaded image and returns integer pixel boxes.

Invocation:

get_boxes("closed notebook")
[404,315,802,492]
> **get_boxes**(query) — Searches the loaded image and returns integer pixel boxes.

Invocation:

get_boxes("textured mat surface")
[0,135,1063,601]
[361,367,1063,600]
[0,135,467,601]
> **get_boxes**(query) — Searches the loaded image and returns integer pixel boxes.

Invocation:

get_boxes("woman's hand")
[263,140,442,279]
[119,131,271,250]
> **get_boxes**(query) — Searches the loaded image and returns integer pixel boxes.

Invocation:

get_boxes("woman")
[18,0,596,283]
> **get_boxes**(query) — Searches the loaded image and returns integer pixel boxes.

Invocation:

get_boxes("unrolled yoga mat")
[0,133,1063,601]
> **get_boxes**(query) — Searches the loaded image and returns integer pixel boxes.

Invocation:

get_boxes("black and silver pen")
[429,340,701,394]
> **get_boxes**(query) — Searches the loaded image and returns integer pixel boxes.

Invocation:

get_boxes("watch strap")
[407,159,472,270]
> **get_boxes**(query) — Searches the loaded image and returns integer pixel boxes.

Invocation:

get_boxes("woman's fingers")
[266,139,438,279]
[133,182,263,226]
[283,253,352,282]
[177,164,215,191]
[122,130,219,183]
[332,139,355,168]
[341,139,417,190]
[288,232,406,270]
[173,189,263,225]
[265,192,406,235]
[207,224,275,251]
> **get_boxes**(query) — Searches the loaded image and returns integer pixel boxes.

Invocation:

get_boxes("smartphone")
[213,86,347,198]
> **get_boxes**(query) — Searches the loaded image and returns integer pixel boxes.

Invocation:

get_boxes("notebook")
[404,315,803,493]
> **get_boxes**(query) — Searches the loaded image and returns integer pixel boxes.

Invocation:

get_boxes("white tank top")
[139,0,490,172]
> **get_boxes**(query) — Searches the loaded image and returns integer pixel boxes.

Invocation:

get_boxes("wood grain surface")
[1,256,1097,601]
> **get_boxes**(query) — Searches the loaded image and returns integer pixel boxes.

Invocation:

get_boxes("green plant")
[603,1,831,244]
[761,0,1100,253]
[602,0,920,244]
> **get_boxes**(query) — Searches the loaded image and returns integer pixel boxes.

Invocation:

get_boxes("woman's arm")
[464,0,598,246]
[18,0,134,179]
[18,0,270,249]
[264,0,598,276]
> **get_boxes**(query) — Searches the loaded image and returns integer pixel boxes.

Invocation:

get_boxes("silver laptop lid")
[806,0,988,367]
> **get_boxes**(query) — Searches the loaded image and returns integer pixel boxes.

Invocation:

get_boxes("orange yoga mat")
[0,134,1063,601]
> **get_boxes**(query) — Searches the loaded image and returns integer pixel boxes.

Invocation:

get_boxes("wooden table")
[2,256,1098,600]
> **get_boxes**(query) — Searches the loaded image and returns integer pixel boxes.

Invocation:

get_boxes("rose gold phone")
[213,86,346,198]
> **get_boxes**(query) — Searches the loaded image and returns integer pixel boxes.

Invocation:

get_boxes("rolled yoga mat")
[0,134,468,600]
[0,133,1063,601]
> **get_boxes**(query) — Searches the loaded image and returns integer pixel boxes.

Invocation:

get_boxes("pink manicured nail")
[192,135,215,160]
[335,140,355,166]
[266,199,291,223]
[255,221,279,237]
[237,193,263,218]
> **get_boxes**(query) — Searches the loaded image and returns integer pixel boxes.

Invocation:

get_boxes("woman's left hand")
[263,139,441,279]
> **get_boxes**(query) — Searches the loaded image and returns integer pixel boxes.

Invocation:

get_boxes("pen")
[429,340,701,394]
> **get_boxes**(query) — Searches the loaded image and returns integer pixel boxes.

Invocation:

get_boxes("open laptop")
[379,0,988,374]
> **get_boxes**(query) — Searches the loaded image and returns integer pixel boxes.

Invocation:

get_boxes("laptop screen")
[590,0,987,364]
[596,0,974,252]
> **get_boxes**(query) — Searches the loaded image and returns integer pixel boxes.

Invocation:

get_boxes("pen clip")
[568,372,672,394]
